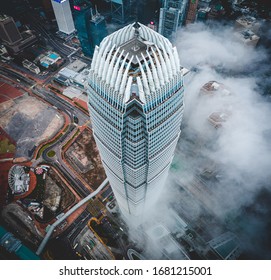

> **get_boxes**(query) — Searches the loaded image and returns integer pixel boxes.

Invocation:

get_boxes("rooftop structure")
[208,111,231,129]
[8,165,30,195]
[62,86,83,99]
[235,16,260,34]
[39,52,61,68]
[55,66,89,88]
[0,44,12,61]
[6,30,37,54]
[72,70,89,88]
[88,23,184,222]
[234,29,260,47]
[51,0,75,35]
[208,232,241,260]
[200,81,231,96]
[22,59,40,74]
[58,67,78,79]
[197,6,211,21]
[66,59,87,72]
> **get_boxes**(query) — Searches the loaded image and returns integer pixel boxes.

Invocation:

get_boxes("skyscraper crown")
[90,23,181,104]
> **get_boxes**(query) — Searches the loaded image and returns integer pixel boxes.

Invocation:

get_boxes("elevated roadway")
[36,178,109,256]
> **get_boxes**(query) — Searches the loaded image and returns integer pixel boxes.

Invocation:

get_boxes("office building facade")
[51,0,75,34]
[158,0,189,39]
[88,23,184,221]
[73,1,107,57]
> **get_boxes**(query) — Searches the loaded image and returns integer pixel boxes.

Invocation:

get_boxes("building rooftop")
[200,81,231,96]
[236,16,257,25]
[240,29,260,40]
[48,53,59,60]
[234,29,260,46]
[73,70,89,85]
[90,12,105,24]
[58,67,78,79]
[208,232,241,260]
[90,22,182,104]
[119,37,149,65]
[208,111,231,128]
[63,86,82,99]
[235,16,260,33]
[40,52,61,67]
[22,59,32,67]
[66,59,87,72]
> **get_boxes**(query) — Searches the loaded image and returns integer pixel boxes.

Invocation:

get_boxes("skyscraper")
[110,0,132,24]
[73,1,107,57]
[51,0,75,34]
[0,15,22,45]
[158,0,189,39]
[0,14,37,54]
[88,23,184,222]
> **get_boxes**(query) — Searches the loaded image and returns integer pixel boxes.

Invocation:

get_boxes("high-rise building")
[110,0,133,24]
[73,1,107,57]
[88,23,184,222]
[51,0,75,34]
[186,0,199,24]
[158,0,189,39]
[0,15,22,45]
[0,15,37,54]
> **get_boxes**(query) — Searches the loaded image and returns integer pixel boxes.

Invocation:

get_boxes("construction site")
[21,166,76,223]
[1,165,77,249]
[0,94,64,160]
[64,128,106,190]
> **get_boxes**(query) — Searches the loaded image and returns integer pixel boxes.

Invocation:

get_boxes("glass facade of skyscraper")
[88,23,184,223]
[73,1,107,57]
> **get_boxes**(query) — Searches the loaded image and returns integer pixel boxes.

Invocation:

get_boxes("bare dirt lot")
[0,95,64,159]
[25,167,76,223]
[65,129,106,190]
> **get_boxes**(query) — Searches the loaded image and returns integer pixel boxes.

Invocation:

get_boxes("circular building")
[8,165,30,195]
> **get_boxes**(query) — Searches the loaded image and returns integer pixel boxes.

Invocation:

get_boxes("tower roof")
[90,23,182,104]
